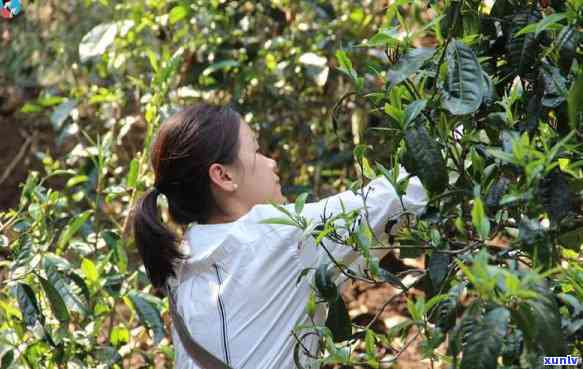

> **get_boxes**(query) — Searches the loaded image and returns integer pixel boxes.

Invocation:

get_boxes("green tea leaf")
[326,296,352,343]
[515,13,566,37]
[81,258,99,284]
[202,60,240,76]
[259,217,298,227]
[557,26,578,73]
[567,68,583,130]
[39,276,69,323]
[485,177,510,212]
[128,291,165,344]
[429,252,450,289]
[66,175,88,188]
[110,325,130,346]
[314,263,339,302]
[79,21,133,63]
[403,99,427,128]
[541,63,568,108]
[507,10,541,78]
[378,269,407,290]
[50,100,76,131]
[472,197,490,240]
[513,289,566,355]
[169,5,189,24]
[366,27,400,47]
[404,125,448,194]
[15,283,42,327]
[365,328,376,354]
[460,307,510,369]
[126,158,139,189]
[435,283,463,331]
[387,48,435,88]
[442,40,484,115]
[1,350,14,369]
[57,210,92,252]
[46,263,88,315]
[536,170,572,223]
[103,230,128,273]
[295,193,309,214]
[335,50,357,81]
[558,227,583,250]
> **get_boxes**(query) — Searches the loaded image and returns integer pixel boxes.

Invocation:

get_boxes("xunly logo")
[1,0,21,19]
[543,355,581,366]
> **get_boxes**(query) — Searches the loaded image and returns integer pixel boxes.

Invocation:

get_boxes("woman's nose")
[269,159,278,172]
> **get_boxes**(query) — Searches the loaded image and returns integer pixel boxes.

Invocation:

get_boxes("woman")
[132,103,427,369]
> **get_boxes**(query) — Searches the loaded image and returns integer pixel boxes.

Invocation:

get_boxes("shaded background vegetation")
[1,0,582,368]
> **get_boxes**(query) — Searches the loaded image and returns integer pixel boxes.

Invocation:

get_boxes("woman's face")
[208,120,287,219]
[235,121,287,206]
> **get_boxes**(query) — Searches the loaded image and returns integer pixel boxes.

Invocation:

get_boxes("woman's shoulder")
[240,202,306,241]
[178,211,291,265]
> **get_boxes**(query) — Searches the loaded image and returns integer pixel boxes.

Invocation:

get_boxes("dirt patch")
[0,116,32,211]
[319,254,445,369]
[0,113,58,211]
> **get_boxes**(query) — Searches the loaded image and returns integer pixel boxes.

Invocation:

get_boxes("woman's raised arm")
[252,168,428,272]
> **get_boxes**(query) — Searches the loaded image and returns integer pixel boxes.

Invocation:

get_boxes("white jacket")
[168,172,428,369]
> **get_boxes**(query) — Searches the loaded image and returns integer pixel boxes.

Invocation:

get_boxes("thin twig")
[381,331,421,363]
[0,132,34,186]
[365,289,409,331]
[349,331,423,366]
[320,242,376,284]
[370,240,481,254]
[291,330,320,360]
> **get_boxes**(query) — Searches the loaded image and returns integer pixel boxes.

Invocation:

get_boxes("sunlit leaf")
[38,276,69,324]
[57,210,92,252]
[387,48,435,88]
[127,291,165,344]
[79,21,134,63]
[168,5,190,24]
[15,283,42,327]
[472,197,490,240]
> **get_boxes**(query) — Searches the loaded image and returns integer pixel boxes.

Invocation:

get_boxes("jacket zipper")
[213,263,231,366]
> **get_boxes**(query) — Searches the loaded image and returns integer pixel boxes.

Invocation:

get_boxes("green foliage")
[127,291,165,345]
[387,47,436,88]
[266,0,583,367]
[442,40,485,115]
[459,307,510,369]
[403,124,448,194]
[313,262,352,343]
[0,0,582,368]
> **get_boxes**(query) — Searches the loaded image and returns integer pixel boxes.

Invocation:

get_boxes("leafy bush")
[273,0,583,368]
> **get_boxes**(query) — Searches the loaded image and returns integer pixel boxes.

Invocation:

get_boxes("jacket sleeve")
[250,168,428,273]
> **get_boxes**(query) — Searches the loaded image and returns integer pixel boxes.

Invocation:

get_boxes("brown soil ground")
[0,116,31,211]
[322,253,442,369]
[0,112,56,211]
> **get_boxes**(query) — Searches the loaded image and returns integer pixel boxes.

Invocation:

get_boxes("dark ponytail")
[132,103,242,289]
[133,188,185,289]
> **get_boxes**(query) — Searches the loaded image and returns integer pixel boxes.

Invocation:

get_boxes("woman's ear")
[208,163,237,192]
